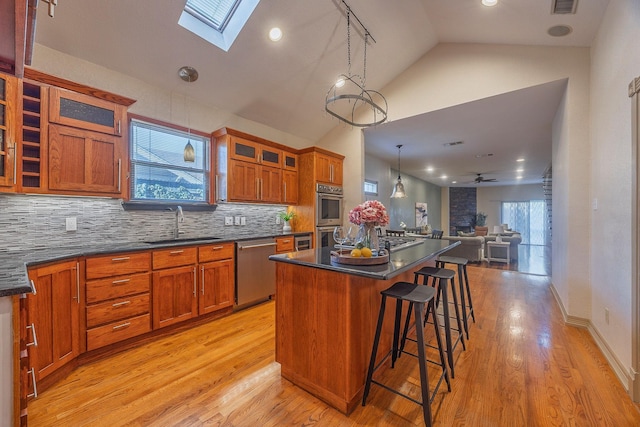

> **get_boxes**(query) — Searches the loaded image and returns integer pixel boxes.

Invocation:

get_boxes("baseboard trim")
[549,282,634,396]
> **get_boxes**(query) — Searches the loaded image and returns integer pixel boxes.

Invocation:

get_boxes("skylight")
[179,0,260,52]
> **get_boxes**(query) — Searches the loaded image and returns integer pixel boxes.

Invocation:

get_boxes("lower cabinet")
[198,242,235,315]
[26,260,81,387]
[152,265,198,329]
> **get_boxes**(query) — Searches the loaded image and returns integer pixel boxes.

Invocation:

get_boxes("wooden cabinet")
[26,260,80,384]
[214,127,297,204]
[49,87,125,136]
[276,236,295,254]
[315,152,343,185]
[197,243,235,315]
[282,169,298,205]
[152,247,198,329]
[48,123,124,195]
[0,73,18,190]
[85,252,151,351]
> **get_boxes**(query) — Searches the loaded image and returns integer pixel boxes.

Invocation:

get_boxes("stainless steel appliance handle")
[239,242,277,250]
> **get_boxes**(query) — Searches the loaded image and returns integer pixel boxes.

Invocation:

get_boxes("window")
[364,179,378,196]
[501,200,546,245]
[130,118,209,203]
[179,0,260,52]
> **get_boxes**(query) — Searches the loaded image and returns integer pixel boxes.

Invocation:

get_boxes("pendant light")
[390,144,407,198]
[178,66,198,163]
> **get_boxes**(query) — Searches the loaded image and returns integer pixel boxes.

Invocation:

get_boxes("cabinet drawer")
[276,237,295,253]
[153,247,197,269]
[198,243,234,263]
[86,293,150,328]
[86,252,150,279]
[87,313,151,351]
[86,273,150,304]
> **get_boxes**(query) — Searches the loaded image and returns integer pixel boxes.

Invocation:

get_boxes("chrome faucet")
[175,205,185,239]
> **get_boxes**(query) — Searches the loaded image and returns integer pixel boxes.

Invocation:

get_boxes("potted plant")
[278,210,296,233]
[473,211,488,236]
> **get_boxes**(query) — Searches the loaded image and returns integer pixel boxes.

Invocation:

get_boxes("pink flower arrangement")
[348,200,390,226]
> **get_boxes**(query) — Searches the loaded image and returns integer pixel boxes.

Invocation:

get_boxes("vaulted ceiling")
[34,0,608,186]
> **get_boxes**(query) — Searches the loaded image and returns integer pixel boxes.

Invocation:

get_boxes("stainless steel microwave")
[316,184,343,227]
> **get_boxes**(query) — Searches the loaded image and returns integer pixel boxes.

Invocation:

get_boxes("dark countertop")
[269,239,460,280]
[0,231,313,298]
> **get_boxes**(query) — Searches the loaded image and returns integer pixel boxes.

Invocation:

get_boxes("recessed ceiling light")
[452,180,457,184]
[516,158,525,162]
[426,167,434,173]
[482,0,498,6]
[441,175,448,180]
[517,175,523,179]
[269,27,283,42]
[517,168,524,172]
[548,25,572,37]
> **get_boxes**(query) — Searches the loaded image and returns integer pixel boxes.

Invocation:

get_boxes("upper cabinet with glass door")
[0,73,17,190]
[49,87,126,137]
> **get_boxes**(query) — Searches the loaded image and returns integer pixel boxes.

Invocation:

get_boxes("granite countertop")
[0,231,313,298]
[269,239,460,280]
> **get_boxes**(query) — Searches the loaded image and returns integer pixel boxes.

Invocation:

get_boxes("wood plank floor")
[28,267,640,426]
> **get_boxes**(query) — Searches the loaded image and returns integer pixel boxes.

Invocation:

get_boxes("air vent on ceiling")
[552,0,578,14]
[444,141,464,147]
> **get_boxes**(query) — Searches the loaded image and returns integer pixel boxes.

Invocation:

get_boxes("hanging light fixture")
[178,66,198,163]
[391,144,407,198]
[325,0,387,127]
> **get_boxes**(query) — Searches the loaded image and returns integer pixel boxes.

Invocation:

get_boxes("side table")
[487,241,510,265]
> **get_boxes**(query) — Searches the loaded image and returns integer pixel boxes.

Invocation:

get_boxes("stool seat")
[436,255,468,266]
[382,281,436,303]
[414,266,455,280]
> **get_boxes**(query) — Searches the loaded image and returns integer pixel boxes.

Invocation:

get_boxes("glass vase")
[357,223,380,255]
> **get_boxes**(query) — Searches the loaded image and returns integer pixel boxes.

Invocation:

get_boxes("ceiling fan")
[472,173,497,184]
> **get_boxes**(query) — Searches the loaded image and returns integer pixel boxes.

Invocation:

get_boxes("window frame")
[364,179,378,196]
[128,114,212,206]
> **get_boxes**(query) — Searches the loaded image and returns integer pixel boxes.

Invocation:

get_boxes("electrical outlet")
[241,217,246,225]
[276,216,281,225]
[224,216,233,226]
[234,216,241,226]
[605,307,609,324]
[65,217,77,231]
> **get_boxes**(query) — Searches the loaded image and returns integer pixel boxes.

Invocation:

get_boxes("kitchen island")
[269,238,460,414]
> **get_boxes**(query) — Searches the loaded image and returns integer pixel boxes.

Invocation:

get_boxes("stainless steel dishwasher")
[235,238,277,309]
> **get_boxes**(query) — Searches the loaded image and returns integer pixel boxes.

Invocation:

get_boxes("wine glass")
[345,225,358,246]
[333,226,348,251]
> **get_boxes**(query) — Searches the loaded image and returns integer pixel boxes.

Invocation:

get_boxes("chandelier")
[325,0,388,127]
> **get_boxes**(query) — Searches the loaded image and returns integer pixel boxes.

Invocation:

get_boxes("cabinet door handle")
[30,279,37,295]
[211,246,224,250]
[170,250,184,255]
[74,262,80,304]
[201,266,205,295]
[117,119,121,135]
[26,323,38,347]
[112,322,131,330]
[11,144,17,185]
[111,257,131,262]
[112,278,130,285]
[117,159,122,192]
[193,267,197,297]
[27,368,38,398]
[112,300,131,308]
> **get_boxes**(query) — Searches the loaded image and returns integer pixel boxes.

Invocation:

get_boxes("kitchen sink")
[144,236,222,245]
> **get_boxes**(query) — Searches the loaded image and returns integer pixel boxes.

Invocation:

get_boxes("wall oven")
[316,184,343,227]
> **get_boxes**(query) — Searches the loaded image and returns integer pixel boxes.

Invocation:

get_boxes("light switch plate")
[240,217,246,225]
[234,216,241,225]
[224,216,233,226]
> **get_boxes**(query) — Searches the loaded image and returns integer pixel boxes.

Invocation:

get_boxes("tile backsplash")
[0,194,289,253]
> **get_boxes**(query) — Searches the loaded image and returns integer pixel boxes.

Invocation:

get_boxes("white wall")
[317,43,592,326]
[477,184,545,231]
[589,0,640,391]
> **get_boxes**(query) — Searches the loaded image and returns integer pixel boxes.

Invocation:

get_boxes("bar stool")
[436,256,476,340]
[362,282,450,427]
[409,267,466,378]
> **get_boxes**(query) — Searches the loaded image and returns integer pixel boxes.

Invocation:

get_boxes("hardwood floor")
[28,267,640,426]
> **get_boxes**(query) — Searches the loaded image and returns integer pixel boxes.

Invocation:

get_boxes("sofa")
[440,236,485,262]
[440,233,522,262]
